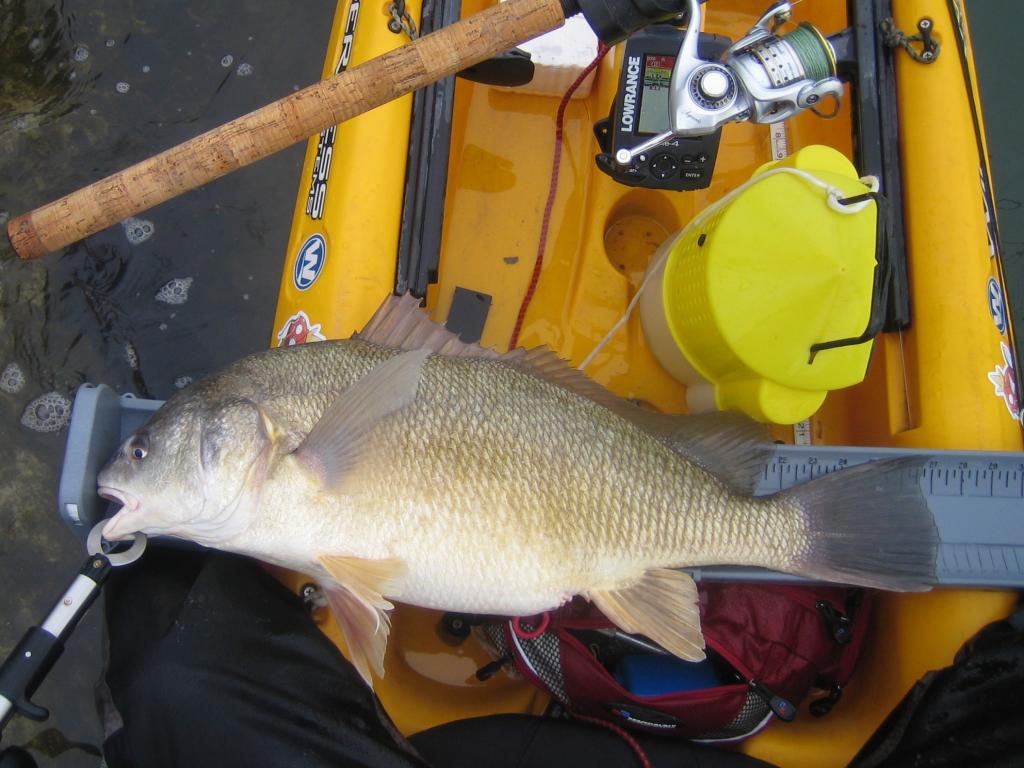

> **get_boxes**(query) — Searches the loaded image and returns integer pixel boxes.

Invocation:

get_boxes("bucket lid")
[662,146,878,423]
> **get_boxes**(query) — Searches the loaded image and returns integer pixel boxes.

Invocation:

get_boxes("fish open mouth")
[98,486,140,513]
[98,487,145,540]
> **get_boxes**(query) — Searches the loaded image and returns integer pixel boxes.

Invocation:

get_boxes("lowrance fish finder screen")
[637,54,674,136]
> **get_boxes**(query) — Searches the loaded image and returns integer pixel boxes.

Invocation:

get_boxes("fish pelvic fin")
[588,568,705,662]
[783,457,938,591]
[295,348,429,492]
[318,555,408,687]
[322,585,389,688]
[358,295,770,493]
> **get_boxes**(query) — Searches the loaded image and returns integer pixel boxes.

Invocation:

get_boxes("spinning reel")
[599,0,844,189]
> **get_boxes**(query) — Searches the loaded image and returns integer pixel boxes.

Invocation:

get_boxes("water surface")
[1,1,333,763]
[971,0,1024,345]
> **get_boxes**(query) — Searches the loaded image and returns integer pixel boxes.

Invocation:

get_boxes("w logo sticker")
[293,234,327,291]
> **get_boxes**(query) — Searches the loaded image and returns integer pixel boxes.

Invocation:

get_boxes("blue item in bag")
[614,655,722,697]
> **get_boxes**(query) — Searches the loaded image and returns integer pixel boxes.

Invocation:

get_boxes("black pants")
[101,547,776,768]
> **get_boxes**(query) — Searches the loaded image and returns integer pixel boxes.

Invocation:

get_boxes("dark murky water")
[0,1,333,763]
[0,0,1021,765]
[972,0,1024,339]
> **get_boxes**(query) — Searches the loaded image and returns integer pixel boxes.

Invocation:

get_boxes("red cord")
[504,52,653,768]
[512,612,551,640]
[571,712,654,768]
[507,43,611,351]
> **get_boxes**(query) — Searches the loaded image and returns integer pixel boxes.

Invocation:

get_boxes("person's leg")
[410,714,780,768]
[98,546,780,768]
[100,546,425,768]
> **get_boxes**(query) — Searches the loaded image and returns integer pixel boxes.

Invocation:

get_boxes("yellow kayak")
[270,0,1022,764]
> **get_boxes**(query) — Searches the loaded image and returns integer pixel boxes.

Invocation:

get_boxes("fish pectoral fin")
[588,568,705,661]
[295,349,429,492]
[318,555,408,687]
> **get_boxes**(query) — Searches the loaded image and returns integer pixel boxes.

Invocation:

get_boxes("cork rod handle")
[7,0,567,259]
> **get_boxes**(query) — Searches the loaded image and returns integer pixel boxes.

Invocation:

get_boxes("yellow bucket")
[639,145,879,424]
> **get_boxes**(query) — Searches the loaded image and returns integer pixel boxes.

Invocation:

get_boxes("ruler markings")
[728,445,1024,587]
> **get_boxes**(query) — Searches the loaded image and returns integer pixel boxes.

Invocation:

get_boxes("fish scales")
[97,295,938,683]
[221,342,801,613]
[111,337,811,590]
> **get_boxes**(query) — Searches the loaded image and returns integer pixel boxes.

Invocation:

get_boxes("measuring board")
[692,444,1024,589]
[59,386,1024,589]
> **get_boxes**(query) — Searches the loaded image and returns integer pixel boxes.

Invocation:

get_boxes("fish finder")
[595,25,731,191]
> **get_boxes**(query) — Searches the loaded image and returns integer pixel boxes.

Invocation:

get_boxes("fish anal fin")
[588,568,705,662]
[295,348,428,492]
[318,555,408,687]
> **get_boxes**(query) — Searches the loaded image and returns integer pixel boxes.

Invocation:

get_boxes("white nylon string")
[578,167,878,371]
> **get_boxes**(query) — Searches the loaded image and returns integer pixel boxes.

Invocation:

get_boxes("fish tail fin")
[782,457,938,591]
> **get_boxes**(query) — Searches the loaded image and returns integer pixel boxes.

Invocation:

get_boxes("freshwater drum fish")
[98,294,938,685]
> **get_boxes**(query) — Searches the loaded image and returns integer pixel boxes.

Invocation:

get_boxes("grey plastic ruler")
[692,444,1024,588]
[59,385,1024,588]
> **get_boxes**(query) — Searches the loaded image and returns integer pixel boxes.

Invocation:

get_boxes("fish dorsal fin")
[319,555,408,687]
[642,411,774,495]
[295,348,429,492]
[357,294,771,493]
[588,568,705,661]
[357,296,631,407]
[357,293,503,359]
[501,351,771,493]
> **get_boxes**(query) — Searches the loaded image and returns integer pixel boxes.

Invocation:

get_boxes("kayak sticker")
[293,234,327,291]
[988,277,1008,334]
[276,310,326,347]
[987,342,1020,421]
[305,125,335,220]
[304,0,361,220]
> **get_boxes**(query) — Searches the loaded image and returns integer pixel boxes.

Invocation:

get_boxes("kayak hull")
[274,0,1023,763]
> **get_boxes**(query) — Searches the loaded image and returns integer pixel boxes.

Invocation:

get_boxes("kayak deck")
[271,0,1023,764]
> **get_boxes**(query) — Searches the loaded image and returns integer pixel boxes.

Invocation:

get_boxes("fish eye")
[128,434,149,460]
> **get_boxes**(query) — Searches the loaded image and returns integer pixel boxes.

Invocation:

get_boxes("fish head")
[99,392,273,544]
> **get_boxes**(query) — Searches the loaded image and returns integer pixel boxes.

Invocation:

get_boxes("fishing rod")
[0,524,146,742]
[8,0,855,261]
[5,0,687,260]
